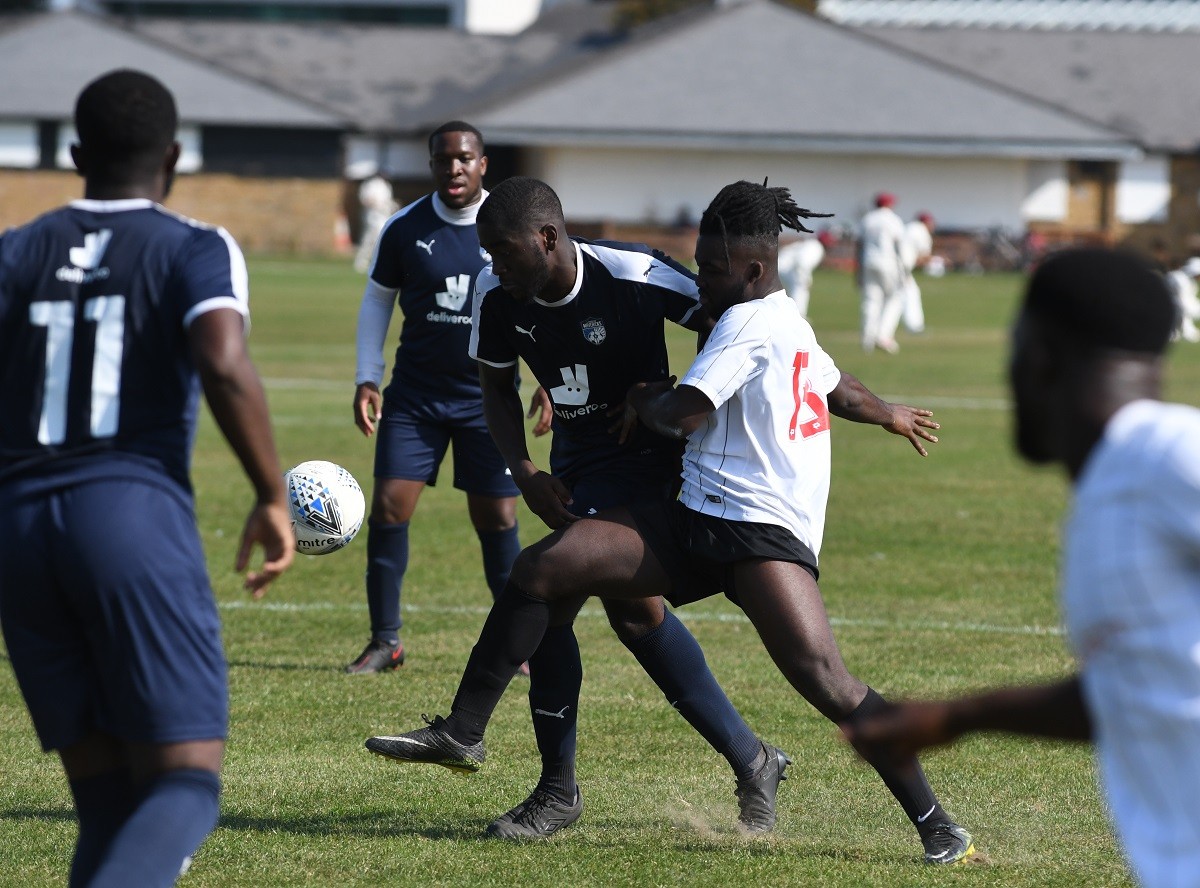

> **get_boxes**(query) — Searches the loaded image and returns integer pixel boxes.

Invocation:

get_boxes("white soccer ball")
[285,460,366,556]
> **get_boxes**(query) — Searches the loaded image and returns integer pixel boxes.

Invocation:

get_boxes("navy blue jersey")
[369,194,489,400]
[470,238,701,483]
[0,199,249,493]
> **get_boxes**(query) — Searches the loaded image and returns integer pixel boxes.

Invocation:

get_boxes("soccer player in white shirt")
[847,248,1196,887]
[365,180,974,866]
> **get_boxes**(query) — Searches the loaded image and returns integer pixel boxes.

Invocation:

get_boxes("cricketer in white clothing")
[847,247,1191,887]
[857,193,907,353]
[776,236,824,317]
[900,214,934,334]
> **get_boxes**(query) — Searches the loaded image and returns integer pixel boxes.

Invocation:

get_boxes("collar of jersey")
[70,198,155,212]
[533,240,584,308]
[431,189,487,226]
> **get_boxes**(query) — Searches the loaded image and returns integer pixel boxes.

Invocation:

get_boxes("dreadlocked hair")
[699,180,832,262]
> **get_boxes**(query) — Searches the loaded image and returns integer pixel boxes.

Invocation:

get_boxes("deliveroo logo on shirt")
[435,274,471,312]
[551,364,590,406]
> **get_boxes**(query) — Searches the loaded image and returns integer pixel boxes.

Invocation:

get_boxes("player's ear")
[479,154,488,178]
[69,143,87,178]
[745,258,766,285]
[541,223,558,252]
[163,141,181,176]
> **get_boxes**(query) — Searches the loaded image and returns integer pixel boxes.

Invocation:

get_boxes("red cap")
[875,192,896,208]
[917,211,934,225]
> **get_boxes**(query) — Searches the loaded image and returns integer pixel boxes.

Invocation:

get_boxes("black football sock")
[477,524,521,600]
[364,520,408,645]
[624,610,762,780]
[444,581,550,745]
[841,687,947,833]
[527,623,582,802]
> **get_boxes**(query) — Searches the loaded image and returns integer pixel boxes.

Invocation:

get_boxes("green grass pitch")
[5,257,1197,887]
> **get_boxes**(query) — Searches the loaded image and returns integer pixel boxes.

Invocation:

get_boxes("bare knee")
[603,597,665,643]
[371,479,421,524]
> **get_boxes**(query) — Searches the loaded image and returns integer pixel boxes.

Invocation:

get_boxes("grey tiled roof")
[861,24,1200,151]
[130,0,621,134]
[469,0,1137,158]
[0,12,344,127]
[821,0,1200,32]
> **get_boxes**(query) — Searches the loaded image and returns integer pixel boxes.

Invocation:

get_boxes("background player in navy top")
[368,178,786,841]
[347,122,550,673]
[0,70,293,887]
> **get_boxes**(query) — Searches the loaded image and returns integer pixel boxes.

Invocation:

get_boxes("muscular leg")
[447,511,761,781]
[733,560,947,832]
[605,596,763,780]
[363,477,424,645]
[444,509,670,744]
[61,734,223,888]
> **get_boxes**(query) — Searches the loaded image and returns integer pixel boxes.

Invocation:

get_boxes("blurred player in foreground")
[366,180,974,865]
[0,69,294,886]
[856,192,907,354]
[847,249,1195,886]
[901,212,934,334]
[348,122,549,673]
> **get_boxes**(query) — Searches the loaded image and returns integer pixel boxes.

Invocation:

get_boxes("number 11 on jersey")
[789,350,829,441]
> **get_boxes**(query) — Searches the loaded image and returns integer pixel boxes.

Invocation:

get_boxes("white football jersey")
[678,290,841,555]
[1063,399,1200,887]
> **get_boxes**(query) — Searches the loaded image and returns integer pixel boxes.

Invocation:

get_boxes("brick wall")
[0,170,346,256]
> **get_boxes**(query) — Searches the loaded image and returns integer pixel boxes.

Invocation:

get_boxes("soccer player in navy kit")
[0,70,294,886]
[369,177,788,840]
[347,122,549,673]
[367,180,974,865]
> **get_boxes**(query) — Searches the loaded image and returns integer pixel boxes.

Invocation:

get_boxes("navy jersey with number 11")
[0,199,249,493]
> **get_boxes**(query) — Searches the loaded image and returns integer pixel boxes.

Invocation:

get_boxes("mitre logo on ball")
[285,460,365,555]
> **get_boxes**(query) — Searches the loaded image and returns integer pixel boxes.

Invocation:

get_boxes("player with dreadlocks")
[366,180,974,865]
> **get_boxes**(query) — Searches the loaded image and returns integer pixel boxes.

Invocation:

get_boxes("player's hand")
[882,405,940,456]
[611,378,676,445]
[527,386,553,437]
[841,699,960,765]
[515,470,578,529]
[237,500,295,598]
[353,383,382,437]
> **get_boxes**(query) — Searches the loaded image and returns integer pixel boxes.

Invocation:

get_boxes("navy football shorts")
[375,388,519,498]
[628,498,819,608]
[0,477,228,751]
[564,469,680,518]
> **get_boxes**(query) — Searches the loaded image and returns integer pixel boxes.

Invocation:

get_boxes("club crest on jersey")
[581,317,606,345]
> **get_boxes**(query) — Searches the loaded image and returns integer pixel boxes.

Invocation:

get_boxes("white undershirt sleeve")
[355,278,398,387]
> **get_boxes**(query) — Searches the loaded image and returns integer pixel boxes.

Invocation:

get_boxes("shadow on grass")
[226,659,338,674]
[217,810,490,841]
[2,807,74,823]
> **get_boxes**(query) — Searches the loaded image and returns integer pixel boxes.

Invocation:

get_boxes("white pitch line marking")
[218,600,1062,637]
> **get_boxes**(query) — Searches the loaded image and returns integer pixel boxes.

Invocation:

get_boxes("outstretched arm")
[189,308,294,597]
[844,676,1091,765]
[826,372,940,456]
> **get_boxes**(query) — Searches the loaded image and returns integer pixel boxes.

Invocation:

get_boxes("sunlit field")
[4,257,1196,887]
